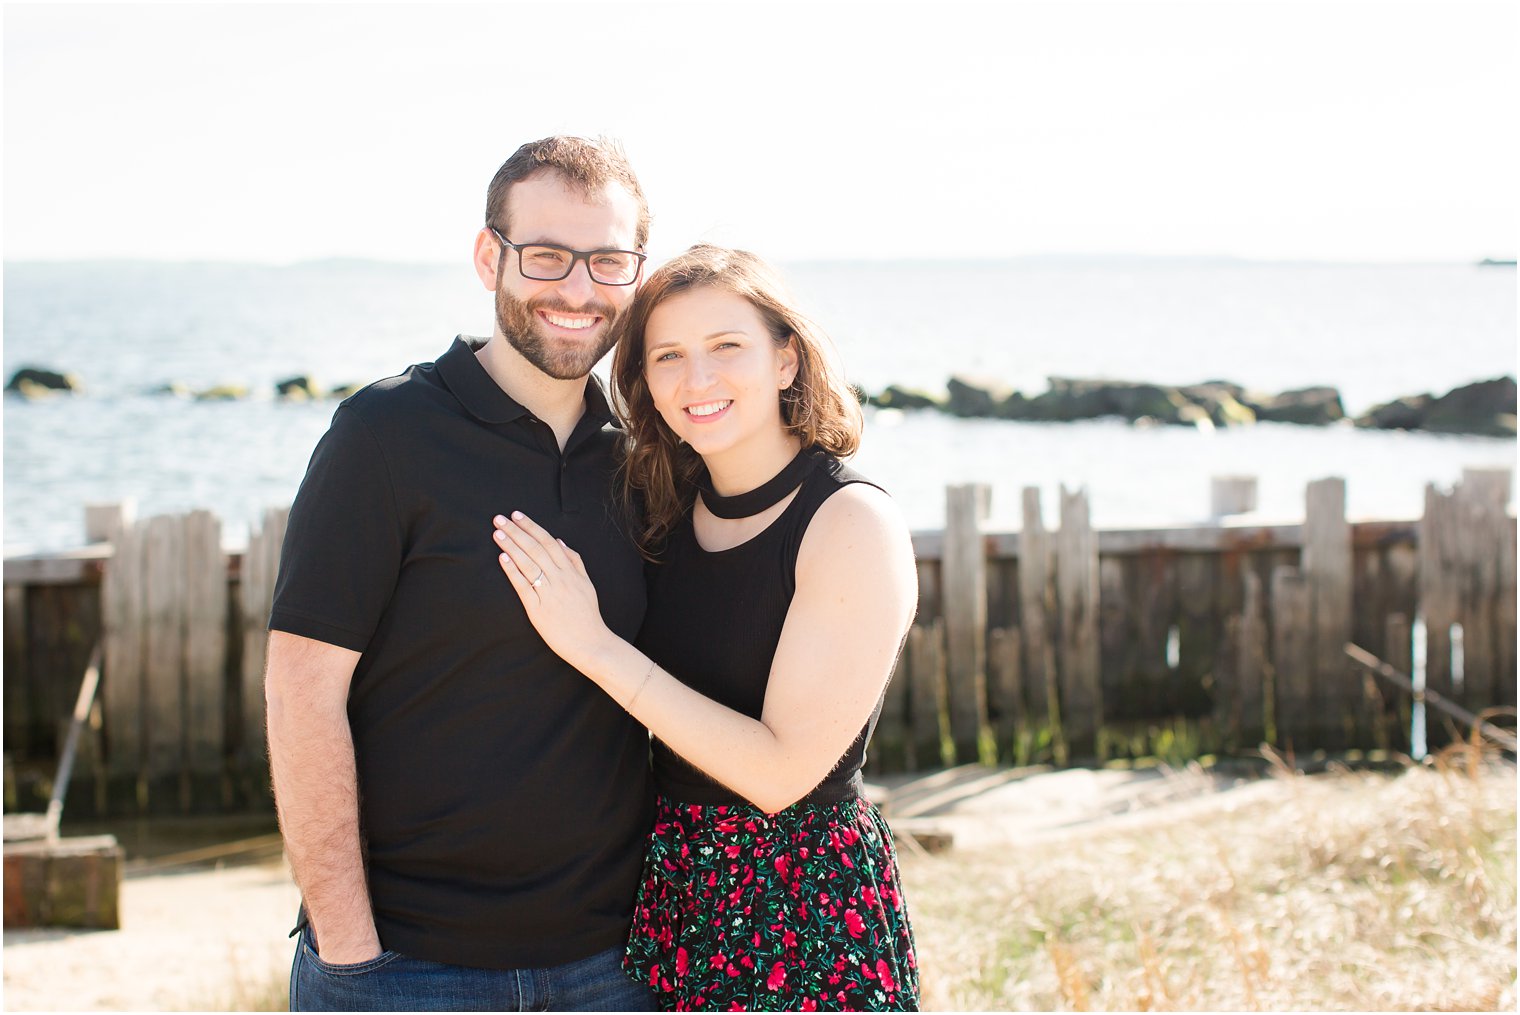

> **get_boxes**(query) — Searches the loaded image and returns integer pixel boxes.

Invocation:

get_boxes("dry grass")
[899,752,1517,1011]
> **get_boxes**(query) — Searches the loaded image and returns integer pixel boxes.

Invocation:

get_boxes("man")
[265,137,657,1011]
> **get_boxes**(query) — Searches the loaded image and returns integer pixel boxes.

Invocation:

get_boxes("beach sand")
[1,765,1275,1012]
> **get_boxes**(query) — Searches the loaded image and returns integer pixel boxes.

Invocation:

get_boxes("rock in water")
[5,367,80,397]
[946,375,1013,417]
[870,385,943,411]
[1180,383,1257,427]
[193,384,249,402]
[1356,394,1433,430]
[1421,377,1517,437]
[275,375,322,401]
[1253,386,1345,425]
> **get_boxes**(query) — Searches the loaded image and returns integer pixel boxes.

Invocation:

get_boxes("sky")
[3,0,1517,265]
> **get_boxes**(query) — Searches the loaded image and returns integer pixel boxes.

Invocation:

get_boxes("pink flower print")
[844,909,866,938]
[725,844,742,859]
[877,960,897,992]
[767,962,787,991]
[861,886,877,908]
[675,947,689,977]
[710,953,727,969]
[773,854,790,879]
[800,998,818,1011]
[782,930,797,949]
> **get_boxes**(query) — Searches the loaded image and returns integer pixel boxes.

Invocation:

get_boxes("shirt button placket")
[559,454,576,513]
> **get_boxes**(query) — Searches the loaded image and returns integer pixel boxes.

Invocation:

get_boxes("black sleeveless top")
[637,449,888,806]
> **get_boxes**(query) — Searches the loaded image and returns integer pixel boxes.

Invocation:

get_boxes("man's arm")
[265,630,379,964]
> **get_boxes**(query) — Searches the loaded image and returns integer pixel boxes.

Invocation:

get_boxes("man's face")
[493,174,643,380]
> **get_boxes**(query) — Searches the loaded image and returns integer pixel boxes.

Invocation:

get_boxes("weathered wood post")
[873,648,910,773]
[1303,478,1353,747]
[1176,551,1219,718]
[1456,468,1513,713]
[1097,556,1130,736]
[183,510,227,809]
[4,585,30,761]
[84,501,135,544]
[1210,476,1258,518]
[1489,474,1518,710]
[907,620,947,769]
[142,515,188,808]
[1217,569,1267,747]
[942,484,991,763]
[1270,565,1311,752]
[1056,486,1101,759]
[987,626,1023,762]
[1417,471,1516,745]
[1383,612,1413,750]
[101,517,147,807]
[1419,482,1459,742]
[1018,488,1059,756]
[238,507,289,803]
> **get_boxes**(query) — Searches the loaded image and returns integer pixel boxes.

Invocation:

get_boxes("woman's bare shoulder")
[797,482,913,574]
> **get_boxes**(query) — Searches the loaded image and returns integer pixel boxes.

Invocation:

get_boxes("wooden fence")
[871,468,1516,771]
[4,470,1515,817]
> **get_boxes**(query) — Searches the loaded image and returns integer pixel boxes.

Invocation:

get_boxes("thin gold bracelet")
[625,659,657,712]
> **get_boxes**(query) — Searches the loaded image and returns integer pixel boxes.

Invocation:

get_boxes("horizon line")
[4,253,1516,271]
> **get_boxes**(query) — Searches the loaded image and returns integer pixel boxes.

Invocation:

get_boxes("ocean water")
[3,259,1515,552]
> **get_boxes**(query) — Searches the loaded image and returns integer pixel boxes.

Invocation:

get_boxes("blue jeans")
[289,924,658,1011]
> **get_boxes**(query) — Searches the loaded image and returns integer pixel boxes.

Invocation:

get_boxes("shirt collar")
[437,335,621,430]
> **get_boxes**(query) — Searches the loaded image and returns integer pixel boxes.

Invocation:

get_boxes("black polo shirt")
[270,336,652,970]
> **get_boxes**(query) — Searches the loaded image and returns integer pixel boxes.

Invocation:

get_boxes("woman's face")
[641,286,798,462]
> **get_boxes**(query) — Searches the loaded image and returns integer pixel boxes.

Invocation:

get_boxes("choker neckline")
[696,447,822,519]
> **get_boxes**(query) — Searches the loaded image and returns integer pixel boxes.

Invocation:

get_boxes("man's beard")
[495,284,620,381]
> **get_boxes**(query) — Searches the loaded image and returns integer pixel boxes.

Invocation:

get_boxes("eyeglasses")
[489,227,646,286]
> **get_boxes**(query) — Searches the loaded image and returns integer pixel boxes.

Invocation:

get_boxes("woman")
[491,245,919,1011]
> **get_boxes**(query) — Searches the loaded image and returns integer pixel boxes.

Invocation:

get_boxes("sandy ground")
[2,764,1281,1012]
[4,859,300,1012]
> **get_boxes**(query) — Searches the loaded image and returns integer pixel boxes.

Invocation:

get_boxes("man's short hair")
[485,136,651,250]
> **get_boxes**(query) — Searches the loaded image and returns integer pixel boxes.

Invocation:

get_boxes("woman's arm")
[493,484,917,814]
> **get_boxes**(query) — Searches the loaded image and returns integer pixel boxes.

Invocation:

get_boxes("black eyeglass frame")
[488,226,646,286]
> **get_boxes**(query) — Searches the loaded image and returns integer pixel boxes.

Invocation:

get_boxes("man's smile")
[538,310,602,332]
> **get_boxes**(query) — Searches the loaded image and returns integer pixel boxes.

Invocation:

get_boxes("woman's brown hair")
[611,244,863,555]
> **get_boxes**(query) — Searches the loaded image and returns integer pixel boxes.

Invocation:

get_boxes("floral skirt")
[624,794,919,1012]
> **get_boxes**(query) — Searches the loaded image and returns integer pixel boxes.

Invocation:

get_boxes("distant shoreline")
[3,254,1517,271]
